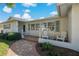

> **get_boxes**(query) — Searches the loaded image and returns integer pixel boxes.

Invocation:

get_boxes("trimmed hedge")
[0,33,3,39]
[0,32,21,41]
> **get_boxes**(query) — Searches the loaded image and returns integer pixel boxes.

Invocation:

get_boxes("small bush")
[3,33,8,39]
[7,32,21,41]
[0,32,21,41]
[41,43,53,50]
[0,33,3,39]
[0,33,8,39]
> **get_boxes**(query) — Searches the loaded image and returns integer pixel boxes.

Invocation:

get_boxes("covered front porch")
[17,17,69,43]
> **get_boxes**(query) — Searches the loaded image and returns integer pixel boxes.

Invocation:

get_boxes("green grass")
[0,39,9,56]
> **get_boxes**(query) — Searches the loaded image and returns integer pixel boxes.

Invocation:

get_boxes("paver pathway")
[7,36,39,56]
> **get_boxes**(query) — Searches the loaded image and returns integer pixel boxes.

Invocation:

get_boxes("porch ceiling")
[57,3,72,16]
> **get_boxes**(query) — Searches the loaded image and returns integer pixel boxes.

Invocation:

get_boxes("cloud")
[0,20,5,23]
[3,6,12,13]
[22,3,37,7]
[13,13,32,21]
[24,9,30,13]
[50,11,58,16]
[47,3,53,6]
[22,13,32,19]
[0,20,3,23]
[14,14,21,18]
[22,13,34,21]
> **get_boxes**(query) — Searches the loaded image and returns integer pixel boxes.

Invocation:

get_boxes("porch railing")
[39,28,69,42]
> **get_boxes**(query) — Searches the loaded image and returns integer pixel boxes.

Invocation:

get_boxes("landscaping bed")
[36,43,79,56]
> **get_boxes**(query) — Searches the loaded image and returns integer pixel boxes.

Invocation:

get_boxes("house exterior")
[0,3,79,52]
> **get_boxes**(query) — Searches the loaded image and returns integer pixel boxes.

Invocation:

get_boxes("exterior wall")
[70,4,79,51]
[3,21,19,33]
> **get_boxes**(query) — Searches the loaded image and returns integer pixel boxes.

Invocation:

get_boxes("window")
[4,24,10,29]
[36,24,40,30]
[56,21,60,32]
[31,24,35,30]
[48,21,60,32]
[43,23,47,28]
[48,22,55,31]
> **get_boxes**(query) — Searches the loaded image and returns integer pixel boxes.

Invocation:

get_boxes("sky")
[0,3,58,22]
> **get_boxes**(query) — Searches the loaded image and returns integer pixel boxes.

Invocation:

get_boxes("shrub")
[3,33,8,39]
[0,33,8,39]
[0,33,3,39]
[7,32,21,41]
[47,50,61,56]
[0,32,21,41]
[41,43,53,50]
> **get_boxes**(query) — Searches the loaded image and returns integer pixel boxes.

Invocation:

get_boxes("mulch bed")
[36,43,79,56]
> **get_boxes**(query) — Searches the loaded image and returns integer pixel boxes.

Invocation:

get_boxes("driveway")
[7,36,39,56]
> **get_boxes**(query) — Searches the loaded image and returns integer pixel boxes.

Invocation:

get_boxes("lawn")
[0,39,9,56]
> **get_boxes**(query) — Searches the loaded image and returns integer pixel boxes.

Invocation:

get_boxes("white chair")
[42,28,48,38]
[48,31,55,40]
[56,32,67,42]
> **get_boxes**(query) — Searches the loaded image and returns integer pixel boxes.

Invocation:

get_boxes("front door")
[23,25,25,32]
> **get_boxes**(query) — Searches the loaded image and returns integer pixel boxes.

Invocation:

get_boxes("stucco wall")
[70,4,79,51]
[3,21,18,33]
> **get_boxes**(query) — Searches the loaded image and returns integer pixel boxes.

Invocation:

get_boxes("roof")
[1,15,66,24]
[27,16,66,22]
[2,17,28,23]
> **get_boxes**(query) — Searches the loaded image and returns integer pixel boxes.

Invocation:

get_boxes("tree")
[6,3,15,8]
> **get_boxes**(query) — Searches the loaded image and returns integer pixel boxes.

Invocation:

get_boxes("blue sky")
[0,3,57,22]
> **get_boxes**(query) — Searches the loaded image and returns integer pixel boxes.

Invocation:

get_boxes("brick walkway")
[7,36,39,56]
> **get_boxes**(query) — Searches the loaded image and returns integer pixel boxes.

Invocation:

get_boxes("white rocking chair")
[56,32,67,42]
